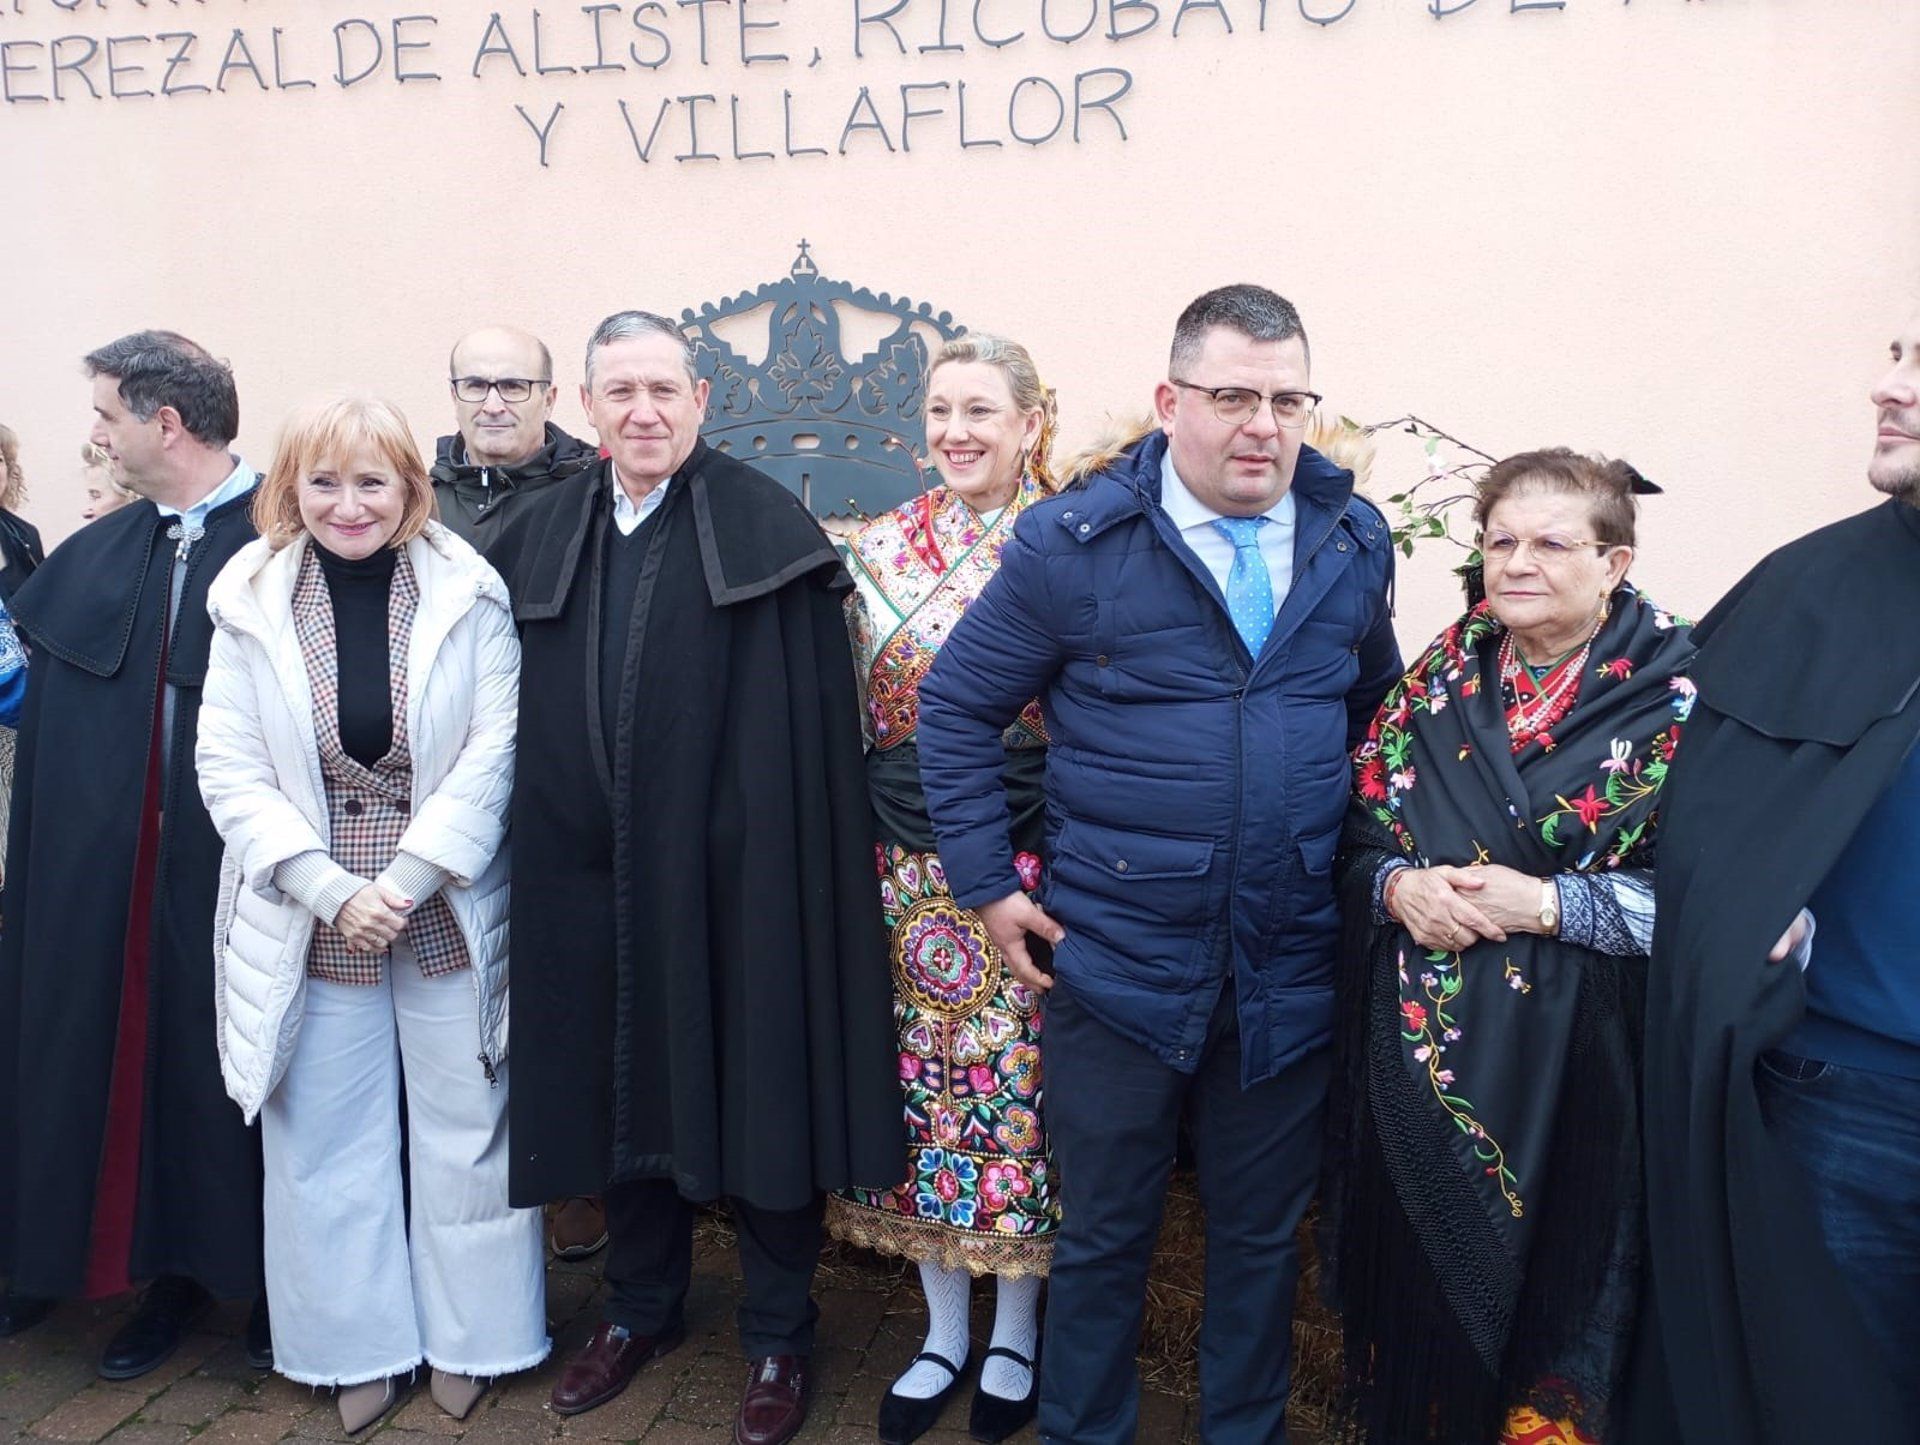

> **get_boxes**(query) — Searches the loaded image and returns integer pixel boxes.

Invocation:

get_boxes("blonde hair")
[0,424,26,510]
[253,395,436,550]
[929,333,1060,492]
[80,442,137,501]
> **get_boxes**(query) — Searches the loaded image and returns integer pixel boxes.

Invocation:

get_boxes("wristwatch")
[1537,878,1560,934]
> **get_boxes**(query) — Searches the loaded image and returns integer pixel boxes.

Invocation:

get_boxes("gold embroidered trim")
[826,1197,1054,1279]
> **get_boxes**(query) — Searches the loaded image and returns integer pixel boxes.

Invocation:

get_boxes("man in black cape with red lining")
[1630,311,1920,1439]
[0,332,267,1378]
[489,310,900,1445]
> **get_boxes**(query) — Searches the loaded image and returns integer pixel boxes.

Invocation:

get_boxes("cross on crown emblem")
[681,241,967,520]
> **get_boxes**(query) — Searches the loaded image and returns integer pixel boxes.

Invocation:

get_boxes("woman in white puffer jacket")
[198,395,545,1434]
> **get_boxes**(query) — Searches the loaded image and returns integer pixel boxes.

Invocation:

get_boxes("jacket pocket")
[1089,617,1213,702]
[1757,1048,1834,1086]
[1047,816,1219,984]
[1264,981,1336,1066]
[1053,817,1215,883]
[1297,823,1341,877]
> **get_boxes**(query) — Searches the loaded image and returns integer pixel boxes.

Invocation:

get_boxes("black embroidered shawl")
[1324,585,1696,1443]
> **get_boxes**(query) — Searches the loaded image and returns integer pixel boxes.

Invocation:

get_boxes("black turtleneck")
[314,542,397,767]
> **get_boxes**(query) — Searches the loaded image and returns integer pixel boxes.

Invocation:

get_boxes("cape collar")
[8,489,257,678]
[1691,499,1920,745]
[509,442,843,622]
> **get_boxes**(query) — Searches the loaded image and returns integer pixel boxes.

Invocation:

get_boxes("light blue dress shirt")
[1158,449,1296,610]
[158,457,256,768]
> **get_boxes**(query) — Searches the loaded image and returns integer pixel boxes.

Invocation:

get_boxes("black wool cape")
[493,447,904,1211]
[0,494,264,1299]
[1628,499,1920,1442]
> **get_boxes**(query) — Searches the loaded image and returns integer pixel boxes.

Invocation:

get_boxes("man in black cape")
[491,310,900,1445]
[1632,312,1920,1439]
[0,332,267,1378]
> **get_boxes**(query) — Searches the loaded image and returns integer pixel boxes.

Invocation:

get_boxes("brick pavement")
[0,1230,1224,1444]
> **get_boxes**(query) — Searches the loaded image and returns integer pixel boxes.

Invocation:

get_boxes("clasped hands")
[1390,863,1811,964]
[1386,863,1547,953]
[334,881,414,954]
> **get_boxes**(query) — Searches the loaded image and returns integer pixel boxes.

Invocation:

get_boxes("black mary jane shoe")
[878,1348,970,1445]
[967,1345,1038,1443]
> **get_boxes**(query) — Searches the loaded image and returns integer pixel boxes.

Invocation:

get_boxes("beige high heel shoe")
[430,1369,489,1420]
[336,1376,400,1434]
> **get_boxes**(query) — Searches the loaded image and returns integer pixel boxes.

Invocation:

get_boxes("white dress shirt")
[1158,450,1296,609]
[611,468,672,536]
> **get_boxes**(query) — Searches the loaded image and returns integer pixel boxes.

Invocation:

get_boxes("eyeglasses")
[1170,380,1321,429]
[451,376,550,404]
[1478,531,1620,565]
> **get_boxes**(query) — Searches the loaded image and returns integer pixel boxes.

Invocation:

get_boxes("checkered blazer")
[291,547,471,986]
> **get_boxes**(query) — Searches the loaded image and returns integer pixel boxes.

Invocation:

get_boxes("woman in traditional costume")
[827,335,1061,1444]
[1324,449,1694,1444]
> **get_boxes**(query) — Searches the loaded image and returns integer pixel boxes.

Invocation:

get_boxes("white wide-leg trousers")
[260,941,548,1386]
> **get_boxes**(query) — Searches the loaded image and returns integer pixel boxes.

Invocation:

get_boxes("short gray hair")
[83,329,239,447]
[584,311,697,390]
[1169,285,1310,376]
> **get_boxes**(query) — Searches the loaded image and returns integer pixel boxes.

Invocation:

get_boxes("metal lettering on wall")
[0,0,1607,171]
[684,240,962,520]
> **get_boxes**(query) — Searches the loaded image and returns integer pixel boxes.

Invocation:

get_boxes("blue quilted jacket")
[918,430,1402,1085]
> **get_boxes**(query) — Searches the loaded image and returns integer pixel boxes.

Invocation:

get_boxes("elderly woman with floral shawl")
[1323,449,1695,1445]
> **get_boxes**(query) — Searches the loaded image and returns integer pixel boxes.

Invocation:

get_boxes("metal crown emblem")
[681,240,966,520]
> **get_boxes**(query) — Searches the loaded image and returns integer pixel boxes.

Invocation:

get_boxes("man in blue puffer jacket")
[918,285,1401,1443]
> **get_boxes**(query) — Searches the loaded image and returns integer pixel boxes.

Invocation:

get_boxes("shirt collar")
[610,467,672,519]
[155,457,256,524]
[1158,450,1296,532]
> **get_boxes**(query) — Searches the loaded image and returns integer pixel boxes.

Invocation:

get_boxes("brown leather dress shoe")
[549,1322,685,1416]
[733,1355,811,1445]
[549,1195,609,1260]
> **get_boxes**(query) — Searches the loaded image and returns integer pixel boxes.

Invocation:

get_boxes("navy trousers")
[1757,1049,1920,1418]
[602,1180,824,1358]
[1038,982,1331,1444]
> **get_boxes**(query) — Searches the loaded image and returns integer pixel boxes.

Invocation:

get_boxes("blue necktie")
[1211,516,1275,656]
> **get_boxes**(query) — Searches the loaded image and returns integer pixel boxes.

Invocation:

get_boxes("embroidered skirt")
[826,841,1059,1277]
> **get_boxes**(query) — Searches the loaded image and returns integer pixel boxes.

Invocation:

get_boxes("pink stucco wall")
[0,0,1914,639]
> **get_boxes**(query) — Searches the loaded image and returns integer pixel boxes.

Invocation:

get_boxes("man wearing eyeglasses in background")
[917,284,1402,1442]
[433,325,605,1260]
[431,326,597,551]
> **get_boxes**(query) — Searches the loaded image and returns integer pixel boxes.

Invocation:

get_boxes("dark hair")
[1169,284,1310,375]
[584,310,696,389]
[1473,447,1640,547]
[82,330,239,447]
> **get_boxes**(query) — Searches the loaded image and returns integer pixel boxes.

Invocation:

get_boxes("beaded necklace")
[1499,609,1606,752]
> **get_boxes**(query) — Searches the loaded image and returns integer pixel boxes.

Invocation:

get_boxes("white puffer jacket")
[198,522,519,1123]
